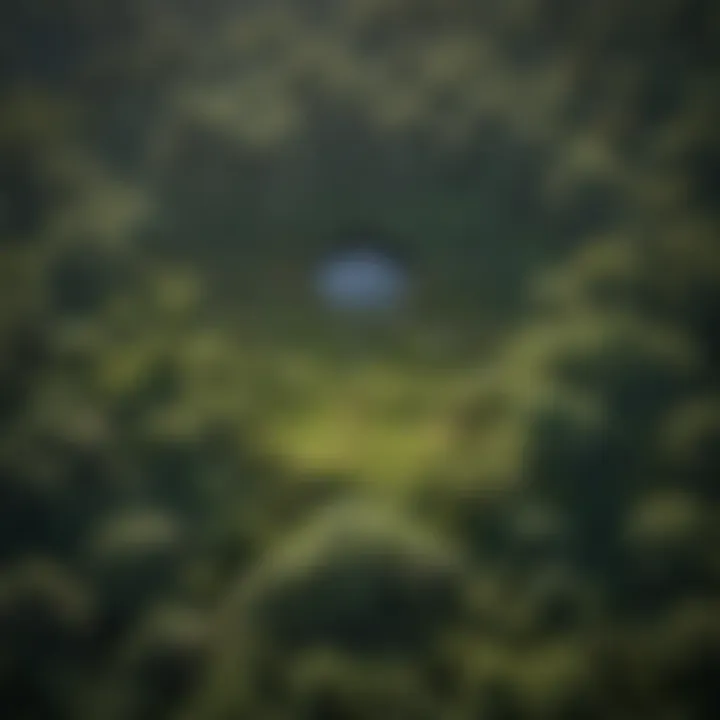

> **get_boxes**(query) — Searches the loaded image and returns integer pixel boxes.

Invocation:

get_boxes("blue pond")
[314,249,410,312]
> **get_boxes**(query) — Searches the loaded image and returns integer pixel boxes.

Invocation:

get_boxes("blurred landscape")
[1,1,719,718]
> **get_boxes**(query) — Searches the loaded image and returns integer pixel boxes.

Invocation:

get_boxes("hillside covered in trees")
[1,1,719,718]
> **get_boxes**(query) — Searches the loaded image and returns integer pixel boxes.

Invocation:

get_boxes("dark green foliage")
[0,559,95,718]
[91,603,209,720]
[219,501,465,655]
[1,1,719,719]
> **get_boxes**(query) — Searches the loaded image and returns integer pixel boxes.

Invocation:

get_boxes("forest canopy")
[1,1,719,719]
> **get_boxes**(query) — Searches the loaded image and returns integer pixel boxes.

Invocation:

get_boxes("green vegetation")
[1,1,718,718]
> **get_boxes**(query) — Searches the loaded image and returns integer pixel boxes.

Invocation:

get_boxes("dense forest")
[1,1,719,718]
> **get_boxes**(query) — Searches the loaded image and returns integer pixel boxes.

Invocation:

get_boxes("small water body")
[314,248,411,313]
